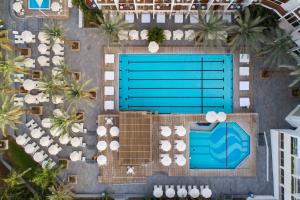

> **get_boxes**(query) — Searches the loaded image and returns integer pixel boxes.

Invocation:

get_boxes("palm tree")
[0,55,28,83]
[185,11,229,47]
[54,62,73,79]
[0,30,12,52]
[64,79,96,107]
[37,75,65,97]
[94,14,132,46]
[44,23,66,44]
[0,92,23,137]
[49,108,81,137]
[228,7,266,53]
[47,184,73,200]
[258,28,297,68]
[288,67,300,87]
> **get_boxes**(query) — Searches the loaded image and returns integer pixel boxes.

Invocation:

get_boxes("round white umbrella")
[38,44,48,54]
[21,31,34,43]
[160,140,171,152]
[16,135,26,145]
[13,2,22,13]
[164,30,171,40]
[177,188,188,198]
[153,187,163,198]
[23,58,35,68]
[38,32,49,43]
[97,155,107,166]
[175,126,186,137]
[175,141,186,152]
[71,123,81,133]
[52,56,64,66]
[140,29,148,40]
[165,187,175,198]
[49,145,59,155]
[40,136,51,147]
[52,43,64,55]
[31,128,42,139]
[52,95,64,104]
[175,155,186,166]
[70,151,82,162]
[71,137,82,147]
[160,127,171,137]
[37,56,48,66]
[161,155,172,166]
[51,2,61,12]
[148,41,159,53]
[24,94,38,104]
[37,93,49,102]
[59,135,70,145]
[217,112,227,122]
[189,188,200,198]
[25,143,35,154]
[97,126,107,137]
[206,111,218,123]
[53,109,63,117]
[129,30,139,40]
[110,126,119,137]
[97,141,107,151]
[118,30,128,40]
[109,141,120,151]
[41,118,52,128]
[33,152,44,162]
[50,127,63,137]
[202,188,212,198]
[23,79,36,91]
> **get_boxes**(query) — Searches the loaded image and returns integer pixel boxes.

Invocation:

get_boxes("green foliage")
[148,26,165,44]
[72,0,102,27]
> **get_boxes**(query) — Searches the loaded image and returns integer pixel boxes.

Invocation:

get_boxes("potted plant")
[148,26,165,44]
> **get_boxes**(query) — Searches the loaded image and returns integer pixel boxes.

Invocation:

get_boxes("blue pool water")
[119,54,233,114]
[189,122,250,169]
[28,0,51,9]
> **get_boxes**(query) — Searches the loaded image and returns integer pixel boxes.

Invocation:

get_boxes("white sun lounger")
[175,13,183,23]
[104,86,114,96]
[105,54,115,64]
[125,13,135,23]
[105,71,114,81]
[239,54,250,64]
[141,13,151,23]
[157,13,165,23]
[240,97,250,108]
[239,67,249,76]
[104,101,114,110]
[239,81,249,91]
[190,14,199,23]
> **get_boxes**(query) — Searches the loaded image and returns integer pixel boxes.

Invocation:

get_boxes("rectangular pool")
[28,0,51,9]
[119,54,233,114]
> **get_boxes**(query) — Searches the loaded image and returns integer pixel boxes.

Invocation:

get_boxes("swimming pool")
[189,122,250,169]
[28,0,51,9]
[119,54,233,114]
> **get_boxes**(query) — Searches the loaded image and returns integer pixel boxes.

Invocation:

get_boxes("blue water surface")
[28,0,51,9]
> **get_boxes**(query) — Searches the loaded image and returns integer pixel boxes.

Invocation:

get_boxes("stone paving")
[1,0,300,198]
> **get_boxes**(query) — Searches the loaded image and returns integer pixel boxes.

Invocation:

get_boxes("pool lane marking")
[127,60,225,64]
[126,69,225,72]
[127,87,225,89]
[201,57,204,113]
[127,96,225,99]
[127,105,225,108]
[128,78,225,80]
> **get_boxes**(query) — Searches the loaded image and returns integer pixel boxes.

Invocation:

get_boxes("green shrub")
[148,26,165,44]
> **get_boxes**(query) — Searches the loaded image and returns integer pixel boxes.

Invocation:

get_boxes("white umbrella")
[59,135,70,145]
[24,94,38,104]
[118,30,128,40]
[165,187,175,198]
[160,126,171,137]
[97,126,107,137]
[23,79,36,91]
[175,141,186,152]
[41,118,52,128]
[175,155,186,166]
[37,56,49,66]
[161,155,172,166]
[110,126,119,137]
[97,155,107,166]
[53,109,63,117]
[51,2,61,12]
[50,127,63,137]
[164,30,171,40]
[206,111,218,123]
[31,128,42,139]
[71,137,82,147]
[97,141,107,151]
[177,188,188,198]
[109,141,120,151]
[71,123,82,133]
[38,43,48,54]
[37,93,49,102]
[217,112,227,122]
[160,140,171,152]
[23,58,35,68]
[52,95,64,104]
[173,30,184,40]
[175,126,186,137]
[148,41,159,53]
[21,31,34,43]
[52,43,64,55]
[52,56,64,66]
[49,145,59,155]
[16,135,26,145]
[13,2,22,13]
[33,151,44,162]
[40,136,51,147]
[25,143,35,154]
[52,67,60,76]
[189,188,200,198]
[70,151,82,162]
[153,187,163,198]
[140,29,148,40]
[129,30,139,40]
[38,32,49,43]
[202,188,212,198]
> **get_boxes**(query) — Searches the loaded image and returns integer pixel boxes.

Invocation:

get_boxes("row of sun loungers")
[153,184,212,198]
[239,54,251,109]
[104,54,116,111]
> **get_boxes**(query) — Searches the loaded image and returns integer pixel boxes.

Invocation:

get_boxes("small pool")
[28,0,51,9]
[189,122,250,169]
[119,54,233,114]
